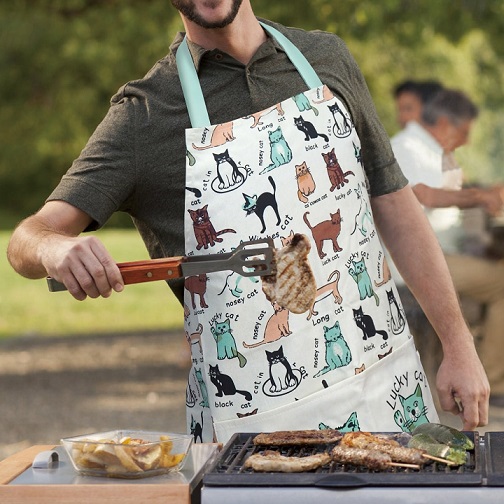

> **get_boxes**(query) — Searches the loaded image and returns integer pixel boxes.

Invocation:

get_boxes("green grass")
[0,229,183,339]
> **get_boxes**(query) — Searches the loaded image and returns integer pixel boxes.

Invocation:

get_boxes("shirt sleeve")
[313,33,408,198]
[46,94,138,231]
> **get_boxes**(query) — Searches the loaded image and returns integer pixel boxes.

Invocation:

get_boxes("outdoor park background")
[1,0,504,339]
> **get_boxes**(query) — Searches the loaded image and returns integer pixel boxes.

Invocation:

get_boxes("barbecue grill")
[201,432,504,504]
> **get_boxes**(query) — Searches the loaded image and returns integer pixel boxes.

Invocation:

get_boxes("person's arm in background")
[413,183,503,216]
[372,185,490,429]
[7,200,124,301]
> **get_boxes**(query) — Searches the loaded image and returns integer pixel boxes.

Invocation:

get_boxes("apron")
[178,23,438,443]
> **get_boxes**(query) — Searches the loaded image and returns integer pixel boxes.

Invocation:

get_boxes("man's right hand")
[42,234,124,300]
[7,201,124,301]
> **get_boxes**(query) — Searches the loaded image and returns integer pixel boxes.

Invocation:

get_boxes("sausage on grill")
[331,445,392,471]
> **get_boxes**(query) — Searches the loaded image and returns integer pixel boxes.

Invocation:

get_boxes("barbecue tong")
[46,238,275,292]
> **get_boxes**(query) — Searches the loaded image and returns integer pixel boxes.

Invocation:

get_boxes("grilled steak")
[244,450,331,472]
[261,233,316,314]
[253,429,342,446]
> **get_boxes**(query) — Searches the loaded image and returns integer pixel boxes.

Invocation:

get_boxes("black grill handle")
[314,474,369,488]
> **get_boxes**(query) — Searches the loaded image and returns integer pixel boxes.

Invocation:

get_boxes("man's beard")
[171,0,244,29]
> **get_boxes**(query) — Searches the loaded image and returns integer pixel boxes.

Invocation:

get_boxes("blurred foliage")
[1,0,503,226]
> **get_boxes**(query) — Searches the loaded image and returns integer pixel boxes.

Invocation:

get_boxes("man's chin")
[173,0,243,30]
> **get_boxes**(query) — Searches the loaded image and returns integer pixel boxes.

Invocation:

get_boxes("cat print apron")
[178,23,438,443]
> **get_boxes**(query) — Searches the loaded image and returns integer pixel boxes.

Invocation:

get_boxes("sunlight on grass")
[0,229,183,338]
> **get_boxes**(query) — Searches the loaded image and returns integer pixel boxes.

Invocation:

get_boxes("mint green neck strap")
[176,22,323,128]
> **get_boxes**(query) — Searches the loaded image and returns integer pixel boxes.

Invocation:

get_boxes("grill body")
[201,432,504,503]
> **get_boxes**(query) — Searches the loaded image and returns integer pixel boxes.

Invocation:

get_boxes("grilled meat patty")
[261,233,316,314]
[253,429,343,446]
[244,450,331,473]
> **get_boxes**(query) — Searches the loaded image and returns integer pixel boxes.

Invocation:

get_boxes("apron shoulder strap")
[176,37,212,128]
[260,23,323,89]
[176,21,323,128]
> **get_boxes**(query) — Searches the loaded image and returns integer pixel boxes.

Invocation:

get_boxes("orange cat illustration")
[295,161,316,203]
[307,270,343,321]
[191,121,235,150]
[245,103,284,128]
[243,302,291,348]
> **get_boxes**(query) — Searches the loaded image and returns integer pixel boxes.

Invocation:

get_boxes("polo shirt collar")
[171,24,285,72]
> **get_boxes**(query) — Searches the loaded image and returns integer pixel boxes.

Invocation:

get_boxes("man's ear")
[432,115,453,149]
[436,115,451,130]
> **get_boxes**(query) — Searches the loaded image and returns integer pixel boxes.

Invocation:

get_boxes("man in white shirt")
[393,79,443,129]
[391,88,504,407]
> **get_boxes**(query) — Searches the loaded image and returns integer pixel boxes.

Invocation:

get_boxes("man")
[7,1,488,439]
[393,79,444,129]
[391,88,504,406]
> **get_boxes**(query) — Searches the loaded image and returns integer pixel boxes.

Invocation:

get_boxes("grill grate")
[203,432,483,487]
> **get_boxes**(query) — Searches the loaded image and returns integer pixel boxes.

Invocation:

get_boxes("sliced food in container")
[61,430,192,478]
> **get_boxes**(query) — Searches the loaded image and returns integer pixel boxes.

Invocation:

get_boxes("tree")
[1,1,503,225]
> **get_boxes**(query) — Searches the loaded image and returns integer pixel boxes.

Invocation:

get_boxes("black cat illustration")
[353,306,388,341]
[353,141,363,167]
[387,289,406,335]
[265,345,297,393]
[185,186,202,198]
[209,364,252,400]
[242,175,281,233]
[328,103,352,137]
[190,410,203,443]
[213,149,244,190]
[294,115,329,142]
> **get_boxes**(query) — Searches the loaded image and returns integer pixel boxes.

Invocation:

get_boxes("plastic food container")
[61,430,193,478]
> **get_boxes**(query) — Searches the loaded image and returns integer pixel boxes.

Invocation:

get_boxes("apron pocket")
[213,337,438,442]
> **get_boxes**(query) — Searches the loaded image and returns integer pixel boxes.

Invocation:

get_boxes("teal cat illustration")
[314,321,352,378]
[186,149,196,166]
[293,92,319,116]
[348,257,379,306]
[210,318,247,368]
[394,383,430,432]
[194,368,209,408]
[260,127,292,174]
[319,411,360,432]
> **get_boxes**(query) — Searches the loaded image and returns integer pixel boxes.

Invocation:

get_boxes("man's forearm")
[7,216,54,279]
[372,186,472,347]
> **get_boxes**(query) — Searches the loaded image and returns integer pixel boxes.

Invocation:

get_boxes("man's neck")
[181,6,267,64]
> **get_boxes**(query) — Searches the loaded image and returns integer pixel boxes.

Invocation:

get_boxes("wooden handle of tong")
[118,257,185,284]
[47,257,185,292]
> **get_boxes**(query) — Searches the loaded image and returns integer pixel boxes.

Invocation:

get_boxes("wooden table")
[0,444,215,504]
